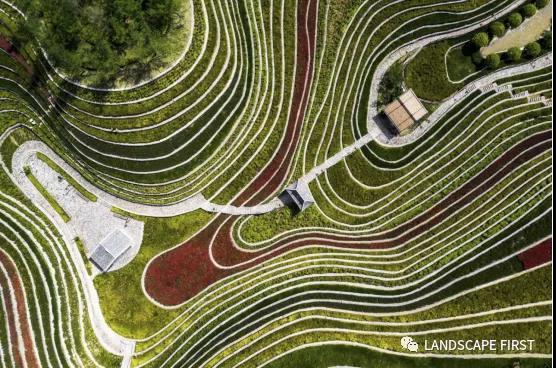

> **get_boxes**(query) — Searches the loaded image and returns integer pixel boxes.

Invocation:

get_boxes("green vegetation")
[486,53,501,69]
[266,345,552,368]
[405,41,462,100]
[526,41,542,57]
[0,118,121,367]
[540,31,551,50]
[94,210,212,337]
[377,61,404,107]
[37,152,97,202]
[471,51,484,65]
[507,47,522,62]
[536,0,549,8]
[1,0,552,366]
[17,0,189,85]
[407,5,552,102]
[24,165,71,222]
[521,3,538,17]
[489,21,506,38]
[507,12,523,28]
[472,32,490,47]
[74,237,92,275]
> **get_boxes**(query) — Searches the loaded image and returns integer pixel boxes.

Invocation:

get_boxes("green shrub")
[507,47,522,62]
[521,4,537,17]
[507,12,523,28]
[378,62,404,106]
[525,41,542,57]
[540,32,552,50]
[536,0,549,8]
[489,22,506,37]
[472,32,490,48]
[471,51,484,66]
[486,53,501,69]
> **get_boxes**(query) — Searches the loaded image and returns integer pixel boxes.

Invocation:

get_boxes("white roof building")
[89,229,132,272]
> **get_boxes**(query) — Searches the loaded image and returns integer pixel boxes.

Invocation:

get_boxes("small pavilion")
[384,89,427,133]
[284,180,314,211]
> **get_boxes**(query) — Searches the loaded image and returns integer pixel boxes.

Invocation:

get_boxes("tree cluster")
[468,2,549,70]
[19,0,181,81]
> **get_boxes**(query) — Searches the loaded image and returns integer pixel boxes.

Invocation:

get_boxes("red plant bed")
[0,250,40,368]
[518,238,552,270]
[144,3,552,305]
[0,36,34,74]
[145,0,318,306]
[146,130,551,306]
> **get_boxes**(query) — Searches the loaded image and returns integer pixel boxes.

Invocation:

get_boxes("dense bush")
[507,47,522,62]
[18,0,182,81]
[507,13,523,28]
[536,0,549,8]
[489,22,506,38]
[540,32,552,50]
[486,53,501,69]
[377,62,404,107]
[471,51,484,66]
[521,4,538,17]
[525,42,542,57]
[472,32,490,48]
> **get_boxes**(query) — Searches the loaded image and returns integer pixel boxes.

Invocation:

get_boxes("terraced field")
[0,0,552,367]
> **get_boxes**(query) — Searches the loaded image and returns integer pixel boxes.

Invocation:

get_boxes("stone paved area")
[21,152,144,274]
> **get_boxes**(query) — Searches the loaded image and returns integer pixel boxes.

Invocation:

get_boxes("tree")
[540,32,552,50]
[486,53,501,69]
[536,0,549,8]
[521,4,537,17]
[507,47,522,62]
[378,62,404,106]
[525,41,542,57]
[507,12,523,28]
[489,22,506,38]
[19,0,181,84]
[471,51,484,66]
[472,32,490,48]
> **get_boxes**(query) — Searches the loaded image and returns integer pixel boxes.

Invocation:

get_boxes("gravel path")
[11,141,284,217]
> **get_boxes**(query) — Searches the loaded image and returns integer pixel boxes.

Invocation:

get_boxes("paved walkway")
[0,130,135,364]
[11,141,284,217]
[18,152,144,274]
[299,133,374,183]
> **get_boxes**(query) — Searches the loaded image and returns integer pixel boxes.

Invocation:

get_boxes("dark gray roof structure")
[89,229,132,272]
[285,180,315,211]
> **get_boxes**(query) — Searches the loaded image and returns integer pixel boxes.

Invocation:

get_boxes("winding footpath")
[0,128,135,366]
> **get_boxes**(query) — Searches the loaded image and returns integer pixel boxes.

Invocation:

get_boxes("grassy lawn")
[405,40,463,101]
[266,344,552,368]
[93,209,212,338]
[445,43,479,82]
